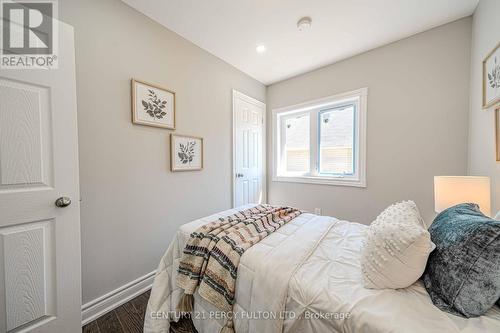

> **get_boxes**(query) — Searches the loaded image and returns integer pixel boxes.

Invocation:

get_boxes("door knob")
[236,173,244,178]
[55,196,72,208]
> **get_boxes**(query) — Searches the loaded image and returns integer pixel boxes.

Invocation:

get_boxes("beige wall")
[267,18,472,225]
[60,0,265,304]
[468,0,500,217]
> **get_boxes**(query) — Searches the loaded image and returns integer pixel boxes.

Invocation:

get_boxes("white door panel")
[0,21,81,333]
[233,91,265,207]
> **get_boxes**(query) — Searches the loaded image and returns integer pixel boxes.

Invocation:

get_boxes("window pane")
[284,114,310,173]
[319,105,355,174]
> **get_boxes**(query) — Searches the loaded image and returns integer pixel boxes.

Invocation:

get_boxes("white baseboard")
[81,270,156,326]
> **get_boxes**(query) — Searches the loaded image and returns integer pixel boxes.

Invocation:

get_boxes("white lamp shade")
[434,176,491,216]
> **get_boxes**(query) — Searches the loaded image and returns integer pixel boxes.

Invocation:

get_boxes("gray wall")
[267,18,472,225]
[468,0,500,216]
[60,0,265,304]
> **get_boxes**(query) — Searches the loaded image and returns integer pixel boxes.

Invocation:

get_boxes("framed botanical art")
[131,79,175,129]
[483,42,500,109]
[171,134,203,171]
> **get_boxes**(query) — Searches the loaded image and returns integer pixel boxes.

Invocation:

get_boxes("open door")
[0,21,82,332]
[232,90,266,207]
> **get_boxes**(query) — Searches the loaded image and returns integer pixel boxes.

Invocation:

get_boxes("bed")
[144,204,500,333]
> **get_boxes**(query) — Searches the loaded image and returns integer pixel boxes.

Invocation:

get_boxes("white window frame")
[272,88,367,187]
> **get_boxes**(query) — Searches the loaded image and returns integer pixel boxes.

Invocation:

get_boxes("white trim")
[273,175,366,187]
[272,87,367,114]
[232,90,267,206]
[81,270,156,326]
[272,88,367,188]
[232,90,265,108]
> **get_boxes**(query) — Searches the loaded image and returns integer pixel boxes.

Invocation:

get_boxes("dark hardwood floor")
[82,290,196,333]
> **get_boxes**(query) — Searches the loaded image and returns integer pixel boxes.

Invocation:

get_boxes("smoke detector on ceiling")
[256,44,266,53]
[297,17,312,31]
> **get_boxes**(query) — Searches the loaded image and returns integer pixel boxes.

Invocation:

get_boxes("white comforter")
[144,205,500,333]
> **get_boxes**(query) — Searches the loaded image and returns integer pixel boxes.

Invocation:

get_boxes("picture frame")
[496,108,500,162]
[131,79,176,129]
[483,42,500,109]
[170,134,204,171]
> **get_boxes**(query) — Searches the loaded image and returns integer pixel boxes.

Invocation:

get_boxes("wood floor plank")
[82,290,200,333]
[82,320,100,333]
[140,292,151,305]
[170,315,198,333]
[130,293,148,322]
[96,310,124,333]
[115,302,143,333]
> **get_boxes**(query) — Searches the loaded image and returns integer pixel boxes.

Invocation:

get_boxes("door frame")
[232,90,266,207]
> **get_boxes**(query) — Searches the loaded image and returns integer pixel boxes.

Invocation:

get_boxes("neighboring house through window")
[272,88,367,187]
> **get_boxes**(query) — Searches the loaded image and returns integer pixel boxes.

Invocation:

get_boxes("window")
[273,88,367,187]
[283,112,310,173]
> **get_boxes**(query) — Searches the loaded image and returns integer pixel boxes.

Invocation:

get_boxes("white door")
[233,90,266,207]
[0,23,82,333]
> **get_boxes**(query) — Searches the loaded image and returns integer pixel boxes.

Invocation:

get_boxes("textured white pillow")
[361,201,435,289]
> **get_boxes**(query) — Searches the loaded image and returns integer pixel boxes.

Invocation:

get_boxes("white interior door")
[0,23,81,333]
[233,90,266,207]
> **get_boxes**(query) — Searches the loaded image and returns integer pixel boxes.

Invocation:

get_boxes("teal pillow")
[423,203,500,317]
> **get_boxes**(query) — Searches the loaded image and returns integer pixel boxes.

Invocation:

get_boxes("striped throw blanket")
[176,204,302,333]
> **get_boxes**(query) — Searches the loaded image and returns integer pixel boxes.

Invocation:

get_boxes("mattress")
[144,205,500,333]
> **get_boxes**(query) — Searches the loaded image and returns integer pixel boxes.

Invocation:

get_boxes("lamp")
[434,176,491,216]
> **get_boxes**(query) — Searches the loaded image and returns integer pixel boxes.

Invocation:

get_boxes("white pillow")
[361,201,435,289]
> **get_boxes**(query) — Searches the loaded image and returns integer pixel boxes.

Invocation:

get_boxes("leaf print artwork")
[170,134,203,171]
[178,141,196,164]
[132,80,175,129]
[488,57,500,89]
[142,89,168,119]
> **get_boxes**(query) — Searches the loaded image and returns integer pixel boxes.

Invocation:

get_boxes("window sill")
[272,175,366,188]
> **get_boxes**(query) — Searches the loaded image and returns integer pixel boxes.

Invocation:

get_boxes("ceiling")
[122,0,478,85]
